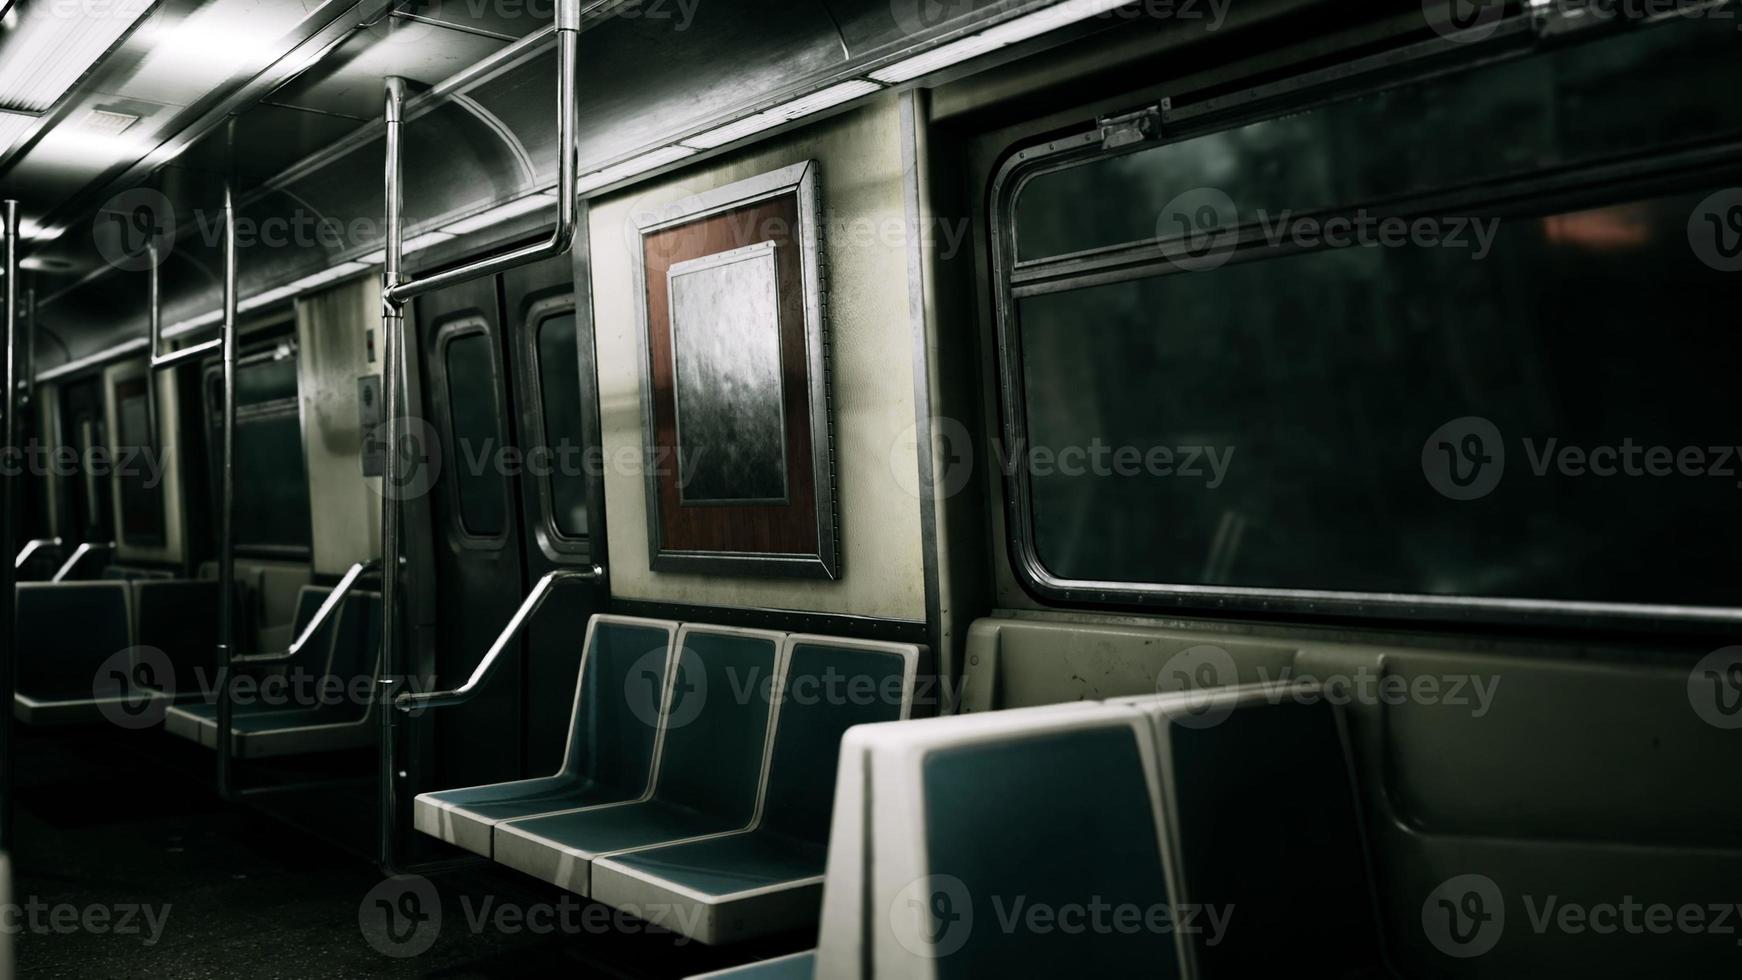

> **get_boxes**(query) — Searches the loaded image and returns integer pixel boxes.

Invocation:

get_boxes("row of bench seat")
[163,583,382,757]
[695,681,1385,978]
[14,578,218,725]
[13,573,383,760]
[415,615,921,946]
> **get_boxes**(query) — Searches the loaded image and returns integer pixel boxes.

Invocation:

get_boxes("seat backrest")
[861,705,1183,980]
[647,625,783,822]
[1139,684,1383,979]
[559,616,678,795]
[15,582,133,699]
[320,589,380,681]
[755,636,918,844]
[130,580,221,692]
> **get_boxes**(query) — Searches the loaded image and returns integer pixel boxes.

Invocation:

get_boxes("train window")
[113,377,165,546]
[206,345,313,554]
[1015,19,1742,263]
[442,327,509,538]
[997,19,1742,621]
[533,310,589,539]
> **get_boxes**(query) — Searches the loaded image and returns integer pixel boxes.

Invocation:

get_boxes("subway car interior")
[0,0,1737,975]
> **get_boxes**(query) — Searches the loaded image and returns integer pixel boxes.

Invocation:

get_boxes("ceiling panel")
[267,19,508,120]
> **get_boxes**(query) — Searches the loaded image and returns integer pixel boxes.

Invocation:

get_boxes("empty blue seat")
[164,587,383,757]
[14,581,135,725]
[590,635,919,945]
[493,625,783,894]
[827,703,1183,977]
[413,615,678,858]
[687,951,815,979]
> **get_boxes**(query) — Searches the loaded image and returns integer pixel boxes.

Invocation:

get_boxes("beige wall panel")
[296,275,384,576]
[591,95,925,621]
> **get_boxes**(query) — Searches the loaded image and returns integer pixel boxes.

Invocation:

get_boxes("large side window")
[207,342,312,555]
[533,309,590,540]
[995,17,1742,622]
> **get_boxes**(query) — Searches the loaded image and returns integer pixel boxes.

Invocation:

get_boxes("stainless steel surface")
[380,0,579,304]
[24,0,1108,371]
[392,565,604,713]
[214,165,239,799]
[50,540,114,582]
[12,537,61,570]
[1,199,16,847]
[236,558,381,664]
[376,72,406,872]
[666,241,790,505]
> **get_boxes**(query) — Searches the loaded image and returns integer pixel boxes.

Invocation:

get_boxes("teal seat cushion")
[495,799,748,894]
[691,951,815,979]
[598,827,826,899]
[920,726,1179,978]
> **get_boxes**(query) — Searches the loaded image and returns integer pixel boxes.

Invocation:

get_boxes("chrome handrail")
[14,537,61,570]
[235,559,381,665]
[394,565,603,713]
[51,541,114,583]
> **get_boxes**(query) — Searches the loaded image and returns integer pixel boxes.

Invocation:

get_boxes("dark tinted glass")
[1017,19,1742,259]
[233,411,312,550]
[236,351,298,406]
[443,330,508,536]
[114,378,164,544]
[1016,188,1739,606]
[535,312,589,538]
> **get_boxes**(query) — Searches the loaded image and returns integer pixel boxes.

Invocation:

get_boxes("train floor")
[10,726,804,978]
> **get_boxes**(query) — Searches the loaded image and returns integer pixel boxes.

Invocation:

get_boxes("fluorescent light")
[683,80,883,150]
[0,0,154,113]
[574,145,697,195]
[439,192,558,236]
[134,6,279,89]
[287,261,368,291]
[0,110,32,154]
[775,79,882,119]
[357,231,456,266]
[870,0,1131,84]
[162,310,223,339]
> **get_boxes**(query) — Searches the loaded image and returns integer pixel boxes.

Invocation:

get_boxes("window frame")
[519,294,592,556]
[202,340,313,560]
[431,317,514,546]
[987,13,1742,631]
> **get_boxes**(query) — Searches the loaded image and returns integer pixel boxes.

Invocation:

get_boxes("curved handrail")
[379,0,583,307]
[51,541,114,583]
[235,559,381,665]
[394,565,603,713]
[14,537,61,570]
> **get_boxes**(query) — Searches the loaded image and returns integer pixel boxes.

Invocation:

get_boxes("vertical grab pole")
[0,201,20,849]
[214,157,240,799]
[377,74,408,871]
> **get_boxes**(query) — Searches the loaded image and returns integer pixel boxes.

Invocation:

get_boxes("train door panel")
[501,253,604,775]
[415,276,528,790]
